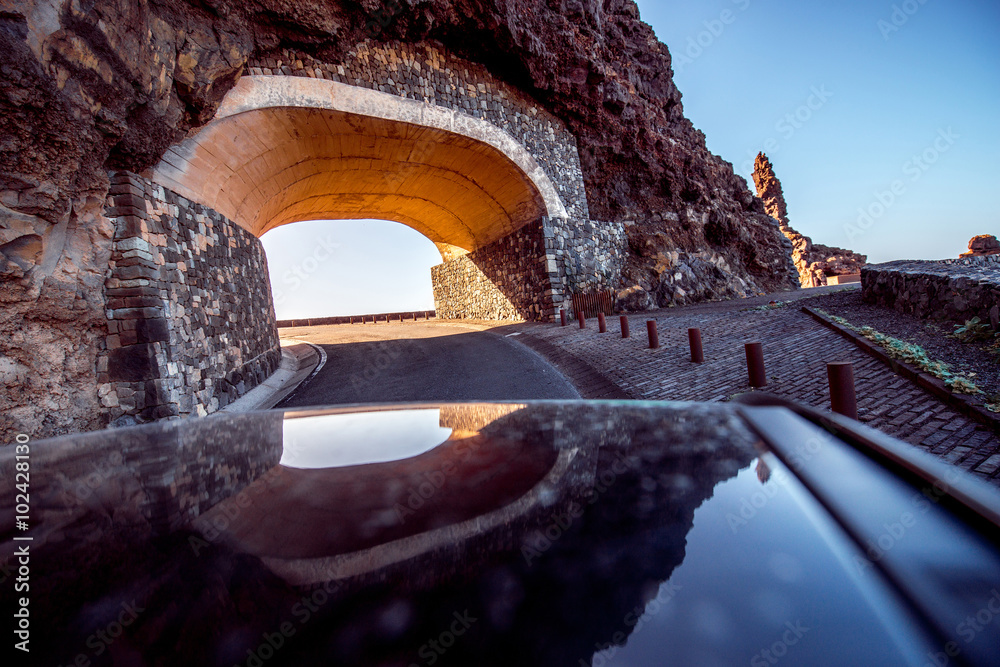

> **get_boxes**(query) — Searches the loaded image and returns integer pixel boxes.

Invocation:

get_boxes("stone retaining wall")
[554,217,629,297]
[99,172,281,425]
[432,218,557,321]
[861,256,1000,325]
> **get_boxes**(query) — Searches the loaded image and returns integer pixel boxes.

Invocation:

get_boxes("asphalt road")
[276,322,579,407]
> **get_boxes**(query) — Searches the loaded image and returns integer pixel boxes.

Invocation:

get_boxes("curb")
[221,339,325,413]
[506,331,632,400]
[802,306,1000,435]
[272,341,327,407]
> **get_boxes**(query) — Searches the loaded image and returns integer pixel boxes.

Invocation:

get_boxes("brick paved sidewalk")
[511,302,1000,487]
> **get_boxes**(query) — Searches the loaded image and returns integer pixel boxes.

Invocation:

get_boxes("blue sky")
[263,0,999,319]
[262,219,441,319]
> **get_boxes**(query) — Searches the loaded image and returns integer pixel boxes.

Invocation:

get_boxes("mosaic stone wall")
[553,217,629,296]
[432,218,557,321]
[862,256,1000,325]
[430,215,629,321]
[99,172,281,425]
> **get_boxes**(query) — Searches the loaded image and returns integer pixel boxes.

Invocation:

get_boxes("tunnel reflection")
[200,407,559,561]
[1,402,756,667]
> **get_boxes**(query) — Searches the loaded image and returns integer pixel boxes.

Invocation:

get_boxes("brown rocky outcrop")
[752,153,866,288]
[960,235,1000,258]
[751,153,789,227]
[2,0,799,436]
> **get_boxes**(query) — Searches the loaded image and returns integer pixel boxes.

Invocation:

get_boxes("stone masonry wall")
[432,216,629,321]
[99,172,281,425]
[862,256,1000,325]
[247,43,631,321]
[432,218,556,321]
[554,218,629,297]
[245,42,591,220]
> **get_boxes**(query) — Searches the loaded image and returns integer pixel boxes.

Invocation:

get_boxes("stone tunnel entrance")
[152,75,569,320]
[159,77,561,246]
[100,74,616,423]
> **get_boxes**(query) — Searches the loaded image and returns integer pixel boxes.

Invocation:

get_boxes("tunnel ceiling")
[149,105,549,250]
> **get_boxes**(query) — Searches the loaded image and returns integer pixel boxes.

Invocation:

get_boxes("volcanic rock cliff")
[752,153,866,288]
[2,0,799,435]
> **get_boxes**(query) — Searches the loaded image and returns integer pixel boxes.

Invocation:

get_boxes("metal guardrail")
[277,311,436,327]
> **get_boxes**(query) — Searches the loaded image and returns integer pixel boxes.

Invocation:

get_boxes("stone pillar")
[544,216,627,313]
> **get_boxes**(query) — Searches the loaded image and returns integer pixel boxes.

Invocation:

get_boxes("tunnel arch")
[99,61,621,425]
[149,76,568,252]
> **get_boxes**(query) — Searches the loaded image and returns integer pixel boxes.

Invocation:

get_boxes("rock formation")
[2,0,800,436]
[752,153,866,288]
[751,153,789,227]
[960,235,1000,258]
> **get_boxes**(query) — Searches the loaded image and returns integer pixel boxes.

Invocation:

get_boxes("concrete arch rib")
[216,76,567,220]
[149,75,568,251]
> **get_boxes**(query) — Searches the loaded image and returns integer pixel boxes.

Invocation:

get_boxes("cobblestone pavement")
[506,295,1000,487]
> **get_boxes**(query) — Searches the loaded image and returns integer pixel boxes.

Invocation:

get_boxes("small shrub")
[950,317,995,343]
[745,300,788,312]
[947,376,981,395]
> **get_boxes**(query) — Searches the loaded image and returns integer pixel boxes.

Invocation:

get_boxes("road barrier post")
[827,362,858,419]
[745,342,766,388]
[688,328,704,363]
